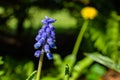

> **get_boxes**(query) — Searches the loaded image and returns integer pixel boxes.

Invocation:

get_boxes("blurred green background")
[0,0,120,80]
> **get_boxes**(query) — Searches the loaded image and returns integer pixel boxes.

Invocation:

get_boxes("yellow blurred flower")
[81,7,98,20]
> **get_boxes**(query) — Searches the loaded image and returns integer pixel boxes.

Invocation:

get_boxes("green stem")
[72,20,89,56]
[65,64,70,80]
[65,75,69,80]
[36,51,44,80]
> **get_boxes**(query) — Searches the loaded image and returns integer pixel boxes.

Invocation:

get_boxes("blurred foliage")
[28,54,93,80]
[85,63,106,80]
[85,11,120,72]
[0,56,4,65]
[0,56,4,76]
[0,56,34,80]
[86,12,120,56]
[27,8,77,30]
[0,0,119,34]
[0,3,77,34]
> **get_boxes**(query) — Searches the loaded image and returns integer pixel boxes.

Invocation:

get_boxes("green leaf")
[89,27,107,54]
[53,54,62,67]
[85,52,120,73]
[90,64,106,75]
[24,61,34,76]
[57,54,76,80]
[65,64,70,75]
[86,63,106,80]
[65,64,70,80]
[26,71,37,80]
[42,77,58,80]
[53,53,63,73]
[63,54,76,71]
[71,57,93,80]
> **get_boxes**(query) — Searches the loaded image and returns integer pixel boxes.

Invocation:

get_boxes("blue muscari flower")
[46,52,53,60]
[34,16,56,60]
[34,50,41,58]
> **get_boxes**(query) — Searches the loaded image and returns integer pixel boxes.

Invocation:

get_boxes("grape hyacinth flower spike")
[34,16,56,60]
[34,16,57,80]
